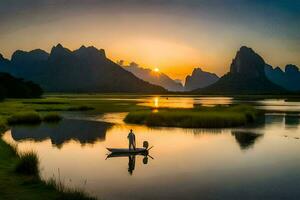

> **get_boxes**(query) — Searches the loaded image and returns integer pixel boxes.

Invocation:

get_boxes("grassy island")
[124,105,261,128]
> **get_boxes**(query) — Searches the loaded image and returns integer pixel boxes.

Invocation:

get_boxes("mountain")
[0,72,43,99]
[194,46,287,94]
[184,68,219,91]
[123,62,184,91]
[265,64,300,91]
[0,44,166,93]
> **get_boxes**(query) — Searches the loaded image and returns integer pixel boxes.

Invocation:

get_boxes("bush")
[43,113,63,122]
[15,151,39,176]
[7,112,42,125]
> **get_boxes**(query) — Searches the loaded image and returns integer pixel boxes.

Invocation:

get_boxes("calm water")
[3,97,300,200]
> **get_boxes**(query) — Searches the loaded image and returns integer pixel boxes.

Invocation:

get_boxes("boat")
[106,141,152,154]
[106,147,147,154]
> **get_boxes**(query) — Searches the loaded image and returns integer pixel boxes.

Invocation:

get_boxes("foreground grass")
[125,105,261,128]
[15,151,39,176]
[0,128,96,200]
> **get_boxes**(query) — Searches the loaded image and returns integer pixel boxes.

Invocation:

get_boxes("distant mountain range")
[265,64,300,91]
[123,63,220,92]
[194,46,287,94]
[184,68,219,91]
[1,44,298,94]
[0,44,166,93]
[123,62,184,91]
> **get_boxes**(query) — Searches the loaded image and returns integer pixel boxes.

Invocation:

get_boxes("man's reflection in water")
[128,155,149,175]
[128,155,136,175]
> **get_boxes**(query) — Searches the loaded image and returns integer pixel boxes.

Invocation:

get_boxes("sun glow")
[154,68,160,72]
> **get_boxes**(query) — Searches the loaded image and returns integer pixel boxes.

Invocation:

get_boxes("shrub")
[43,113,63,122]
[15,151,39,176]
[7,112,42,125]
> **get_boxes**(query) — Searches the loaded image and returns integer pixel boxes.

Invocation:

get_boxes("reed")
[15,151,39,176]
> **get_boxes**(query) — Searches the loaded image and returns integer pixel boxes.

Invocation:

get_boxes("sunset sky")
[0,0,299,80]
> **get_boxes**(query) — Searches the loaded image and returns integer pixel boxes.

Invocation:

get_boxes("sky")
[0,0,299,80]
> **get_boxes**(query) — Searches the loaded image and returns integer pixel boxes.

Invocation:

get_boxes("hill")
[265,64,300,91]
[0,72,43,99]
[184,68,219,91]
[194,46,287,94]
[0,44,166,93]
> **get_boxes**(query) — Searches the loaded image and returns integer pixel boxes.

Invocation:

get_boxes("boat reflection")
[106,152,153,175]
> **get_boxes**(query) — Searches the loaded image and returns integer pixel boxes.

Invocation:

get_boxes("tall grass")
[7,112,42,125]
[0,117,8,133]
[43,112,63,122]
[124,105,261,128]
[15,151,39,176]
[46,177,96,200]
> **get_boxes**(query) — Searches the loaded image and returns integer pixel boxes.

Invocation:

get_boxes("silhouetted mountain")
[123,62,184,91]
[194,46,286,94]
[184,68,219,91]
[0,72,43,99]
[265,64,300,91]
[0,44,166,93]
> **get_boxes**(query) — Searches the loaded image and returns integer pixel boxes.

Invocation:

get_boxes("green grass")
[46,178,96,200]
[43,112,63,122]
[7,112,42,125]
[15,151,39,176]
[125,105,261,128]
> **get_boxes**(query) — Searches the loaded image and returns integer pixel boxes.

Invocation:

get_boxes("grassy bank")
[0,122,96,199]
[125,105,261,128]
[0,97,107,199]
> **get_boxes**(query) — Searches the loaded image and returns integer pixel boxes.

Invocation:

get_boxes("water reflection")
[285,114,300,129]
[138,96,300,112]
[10,119,112,147]
[231,131,263,150]
[107,152,152,175]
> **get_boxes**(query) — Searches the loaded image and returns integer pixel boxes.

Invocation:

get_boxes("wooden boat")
[106,147,147,154]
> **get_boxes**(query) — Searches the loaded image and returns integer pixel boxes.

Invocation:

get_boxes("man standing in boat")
[128,129,136,150]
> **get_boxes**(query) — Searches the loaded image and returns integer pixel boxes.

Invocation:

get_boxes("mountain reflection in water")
[231,131,263,150]
[11,119,112,147]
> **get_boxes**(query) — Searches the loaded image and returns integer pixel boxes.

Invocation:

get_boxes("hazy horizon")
[0,0,299,79]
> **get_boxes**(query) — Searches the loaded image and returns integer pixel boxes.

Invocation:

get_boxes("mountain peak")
[11,49,49,63]
[0,53,4,61]
[192,68,203,75]
[50,44,72,59]
[73,45,106,58]
[285,64,299,74]
[185,67,219,91]
[230,46,265,78]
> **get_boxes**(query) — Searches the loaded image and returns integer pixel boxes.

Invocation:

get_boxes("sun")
[154,68,160,72]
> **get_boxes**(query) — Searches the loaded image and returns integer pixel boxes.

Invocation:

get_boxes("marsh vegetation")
[125,105,261,128]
